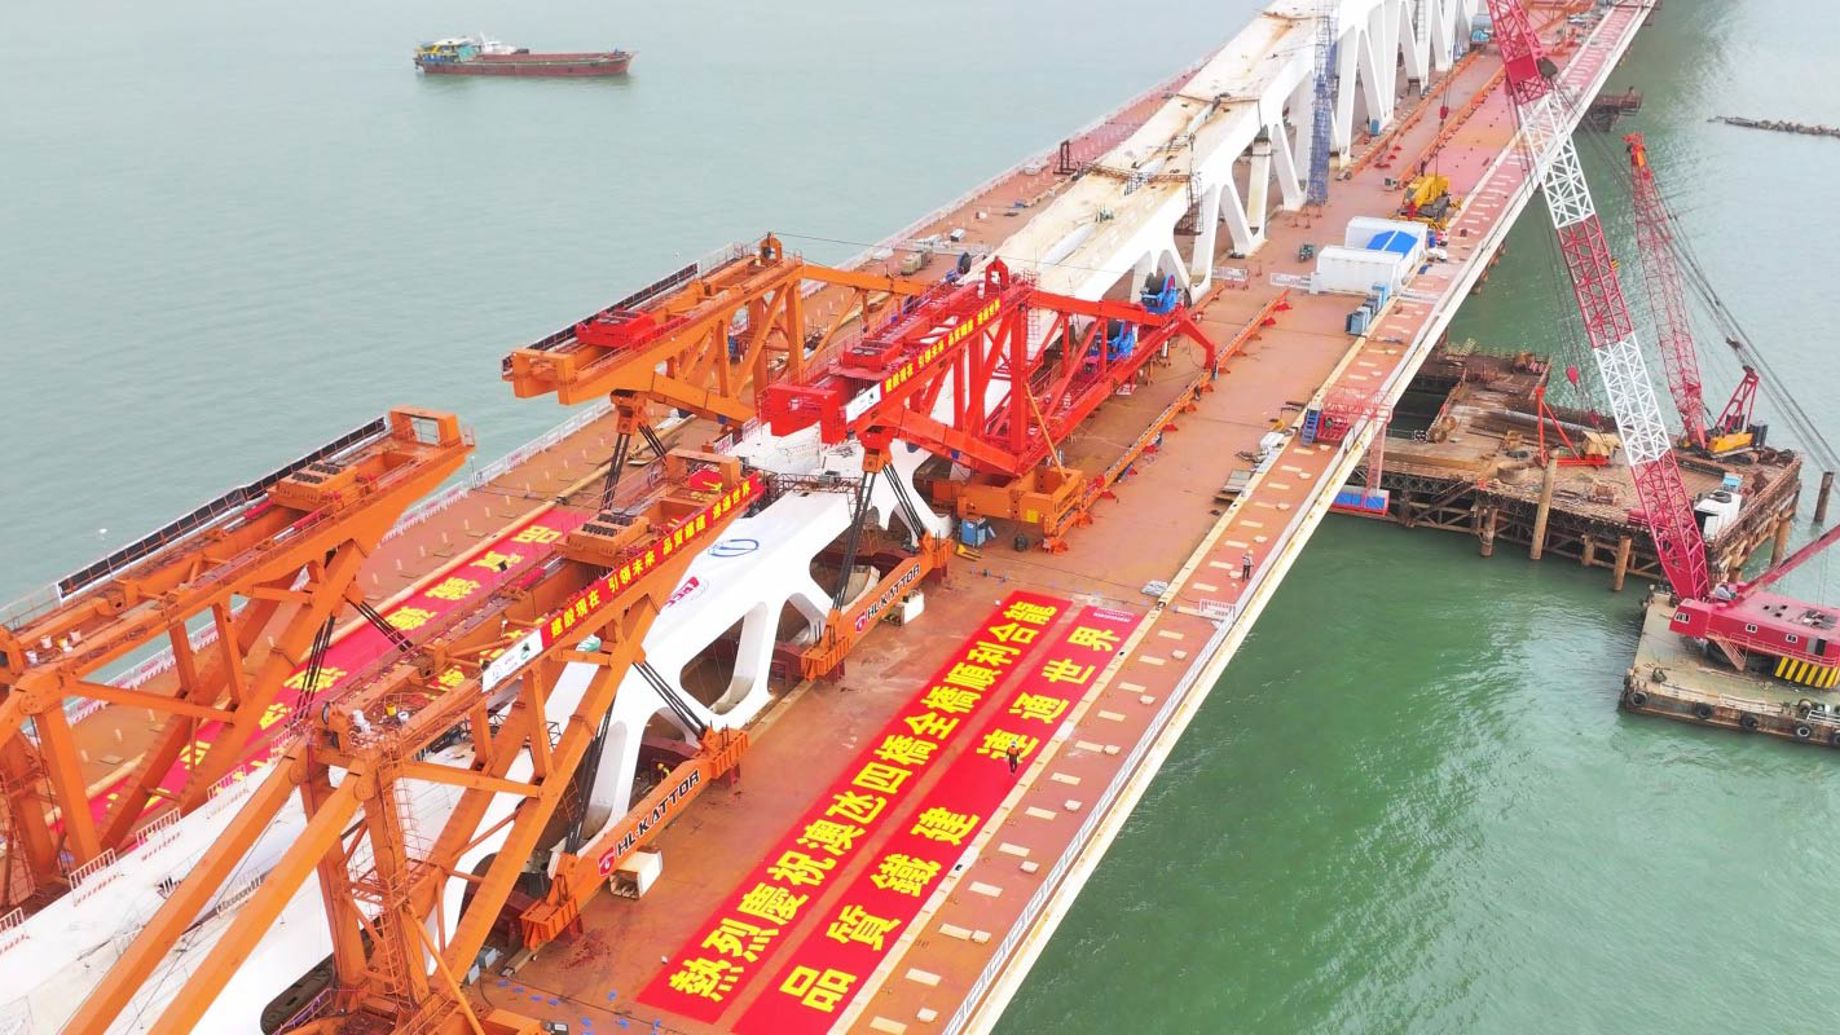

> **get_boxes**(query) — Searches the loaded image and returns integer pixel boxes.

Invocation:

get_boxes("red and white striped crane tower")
[1484,0,1712,601]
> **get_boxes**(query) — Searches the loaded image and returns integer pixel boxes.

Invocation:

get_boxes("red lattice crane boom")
[1623,132,1708,449]
[1484,0,1711,601]
[1492,0,1840,679]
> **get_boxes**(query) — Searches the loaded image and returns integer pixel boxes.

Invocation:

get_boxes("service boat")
[413,35,634,77]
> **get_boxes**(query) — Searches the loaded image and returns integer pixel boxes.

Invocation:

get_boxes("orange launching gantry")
[70,452,760,1035]
[0,408,471,906]
[502,234,932,506]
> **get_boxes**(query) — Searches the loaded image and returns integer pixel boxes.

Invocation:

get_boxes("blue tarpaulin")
[1366,230,1418,256]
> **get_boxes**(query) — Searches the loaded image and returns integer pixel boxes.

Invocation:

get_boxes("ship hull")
[417,51,632,77]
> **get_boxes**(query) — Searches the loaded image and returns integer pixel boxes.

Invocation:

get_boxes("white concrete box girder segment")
[991,0,1482,300]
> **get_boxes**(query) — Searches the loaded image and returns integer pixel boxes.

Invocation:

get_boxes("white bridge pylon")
[571,432,945,844]
[996,0,1483,301]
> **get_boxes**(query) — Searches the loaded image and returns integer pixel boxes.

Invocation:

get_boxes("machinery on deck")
[1399,172,1459,227]
[762,260,1217,540]
[502,234,930,508]
[757,259,1217,674]
[0,409,472,911]
[67,452,761,1035]
[1488,0,1839,687]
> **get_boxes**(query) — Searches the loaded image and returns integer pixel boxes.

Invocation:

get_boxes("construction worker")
[1241,551,1254,582]
[1005,738,1021,774]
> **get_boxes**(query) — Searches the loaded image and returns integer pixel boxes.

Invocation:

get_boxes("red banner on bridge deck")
[640,591,1071,1023]
[734,603,1143,1034]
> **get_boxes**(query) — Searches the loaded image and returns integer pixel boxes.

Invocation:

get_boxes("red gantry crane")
[502,235,931,508]
[1488,0,1840,685]
[759,260,1217,674]
[761,261,1217,531]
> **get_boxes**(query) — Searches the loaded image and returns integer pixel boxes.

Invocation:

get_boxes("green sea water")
[4,1,1839,1032]
[1002,4,1840,1033]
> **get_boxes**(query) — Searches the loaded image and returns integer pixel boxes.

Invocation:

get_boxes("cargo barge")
[0,3,1665,1033]
[414,36,633,78]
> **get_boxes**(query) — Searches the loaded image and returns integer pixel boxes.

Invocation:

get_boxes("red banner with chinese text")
[734,604,1142,1034]
[639,591,1072,1023]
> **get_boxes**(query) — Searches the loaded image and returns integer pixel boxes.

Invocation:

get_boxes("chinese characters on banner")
[82,510,592,829]
[734,604,1142,1034]
[639,592,1071,1022]
[483,474,762,692]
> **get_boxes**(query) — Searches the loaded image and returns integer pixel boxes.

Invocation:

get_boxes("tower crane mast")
[1483,0,1711,601]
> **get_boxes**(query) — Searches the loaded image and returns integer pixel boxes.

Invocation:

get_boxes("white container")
[1313,245,1404,296]
[1695,491,1744,539]
[897,591,926,625]
[613,848,664,898]
[1344,216,1428,251]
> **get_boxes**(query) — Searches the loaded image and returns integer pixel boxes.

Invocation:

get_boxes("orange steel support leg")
[141,778,361,1035]
[437,646,639,978]
[0,737,56,888]
[34,703,99,861]
[305,766,370,988]
[1,410,468,899]
[74,464,748,1033]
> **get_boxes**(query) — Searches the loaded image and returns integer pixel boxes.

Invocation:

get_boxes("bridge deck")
[20,3,1660,1031]
[502,5,1653,1034]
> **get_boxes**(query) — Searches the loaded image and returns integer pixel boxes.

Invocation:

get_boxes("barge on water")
[1328,346,1802,590]
[414,35,633,77]
[1625,589,1840,747]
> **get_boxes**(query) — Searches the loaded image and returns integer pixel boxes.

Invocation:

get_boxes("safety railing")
[84,401,614,703]
[943,32,1642,1011]
[273,989,335,1034]
[0,906,24,955]
[944,614,1233,1035]
[947,308,1375,1032]
[386,399,614,543]
[696,240,750,277]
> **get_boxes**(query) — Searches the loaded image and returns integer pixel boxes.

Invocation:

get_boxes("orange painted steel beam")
[77,455,760,1034]
[65,679,239,724]
[62,756,314,1035]
[503,234,933,425]
[0,409,471,892]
